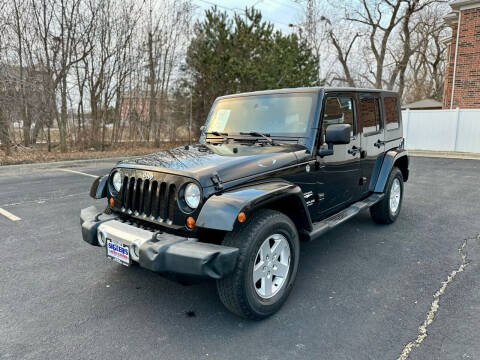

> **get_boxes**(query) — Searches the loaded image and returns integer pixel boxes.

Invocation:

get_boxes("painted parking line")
[0,207,21,221]
[56,168,98,178]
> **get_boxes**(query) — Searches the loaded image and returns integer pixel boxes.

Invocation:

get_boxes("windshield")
[204,92,317,137]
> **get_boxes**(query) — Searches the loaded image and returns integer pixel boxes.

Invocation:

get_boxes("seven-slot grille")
[119,175,177,224]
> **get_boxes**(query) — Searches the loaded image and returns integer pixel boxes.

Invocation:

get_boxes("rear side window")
[321,96,355,142]
[383,96,400,130]
[358,95,381,134]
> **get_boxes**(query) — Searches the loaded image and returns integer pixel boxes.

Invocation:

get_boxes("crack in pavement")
[397,234,480,360]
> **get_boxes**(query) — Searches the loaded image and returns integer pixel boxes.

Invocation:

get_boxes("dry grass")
[0,142,187,166]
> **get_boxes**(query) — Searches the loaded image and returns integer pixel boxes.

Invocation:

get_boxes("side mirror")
[317,124,352,158]
[325,124,351,145]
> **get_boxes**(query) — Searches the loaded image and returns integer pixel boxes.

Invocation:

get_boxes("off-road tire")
[370,167,404,224]
[216,209,300,320]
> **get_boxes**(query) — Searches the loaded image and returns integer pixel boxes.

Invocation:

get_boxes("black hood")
[118,143,303,188]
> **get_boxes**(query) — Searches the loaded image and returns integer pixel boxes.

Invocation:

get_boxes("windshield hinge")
[211,172,223,191]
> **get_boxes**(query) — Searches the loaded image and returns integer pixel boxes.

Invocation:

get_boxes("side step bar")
[303,193,384,241]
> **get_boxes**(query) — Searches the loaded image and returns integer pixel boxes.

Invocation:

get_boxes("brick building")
[120,91,162,122]
[443,0,480,109]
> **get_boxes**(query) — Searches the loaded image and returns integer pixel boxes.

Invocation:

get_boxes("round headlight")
[112,171,122,192]
[184,183,201,209]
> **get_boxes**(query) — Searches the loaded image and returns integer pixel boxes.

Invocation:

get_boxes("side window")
[358,95,381,134]
[321,96,355,142]
[383,96,400,130]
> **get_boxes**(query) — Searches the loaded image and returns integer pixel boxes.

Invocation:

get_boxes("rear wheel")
[216,209,300,320]
[370,167,404,224]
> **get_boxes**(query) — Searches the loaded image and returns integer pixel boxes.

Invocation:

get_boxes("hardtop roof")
[217,87,398,100]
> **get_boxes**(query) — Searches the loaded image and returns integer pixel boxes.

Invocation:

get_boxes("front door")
[315,93,361,218]
[358,93,385,196]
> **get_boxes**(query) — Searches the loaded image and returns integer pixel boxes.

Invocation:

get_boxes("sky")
[191,0,305,33]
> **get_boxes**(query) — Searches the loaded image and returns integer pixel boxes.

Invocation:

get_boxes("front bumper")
[80,206,239,279]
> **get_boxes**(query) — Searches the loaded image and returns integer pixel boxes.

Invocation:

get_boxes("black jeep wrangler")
[80,87,409,319]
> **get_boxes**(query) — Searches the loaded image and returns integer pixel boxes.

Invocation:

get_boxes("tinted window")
[383,96,400,130]
[321,96,355,141]
[358,95,381,134]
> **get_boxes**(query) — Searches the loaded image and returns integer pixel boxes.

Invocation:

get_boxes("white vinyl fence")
[402,108,480,153]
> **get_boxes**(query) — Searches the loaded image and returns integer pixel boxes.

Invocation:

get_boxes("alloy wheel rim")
[390,178,401,214]
[253,233,291,299]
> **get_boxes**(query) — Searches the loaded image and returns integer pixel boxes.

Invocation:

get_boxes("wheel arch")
[196,181,313,233]
[262,194,313,235]
[373,149,409,193]
[393,154,409,182]
[90,175,108,199]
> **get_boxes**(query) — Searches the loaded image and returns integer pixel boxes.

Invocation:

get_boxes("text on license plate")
[106,239,130,266]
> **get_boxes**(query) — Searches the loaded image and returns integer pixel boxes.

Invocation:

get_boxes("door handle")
[374,139,384,148]
[348,146,361,156]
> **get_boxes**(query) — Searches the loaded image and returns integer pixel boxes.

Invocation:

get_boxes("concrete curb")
[408,150,480,160]
[1,149,478,173]
[0,156,126,173]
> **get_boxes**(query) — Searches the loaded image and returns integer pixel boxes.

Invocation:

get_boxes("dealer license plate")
[106,239,131,267]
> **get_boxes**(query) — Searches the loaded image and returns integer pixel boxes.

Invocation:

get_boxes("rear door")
[358,92,385,196]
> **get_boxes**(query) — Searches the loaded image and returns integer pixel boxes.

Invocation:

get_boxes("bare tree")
[12,0,32,146]
[342,0,406,88]
[385,0,446,99]
[0,0,11,156]
[294,0,332,84]
[82,0,137,149]
[319,15,359,87]
[31,0,95,152]
[142,0,193,145]
[297,0,449,101]
[403,4,448,102]
[0,0,196,158]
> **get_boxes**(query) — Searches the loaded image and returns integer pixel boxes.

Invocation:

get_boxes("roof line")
[217,87,398,99]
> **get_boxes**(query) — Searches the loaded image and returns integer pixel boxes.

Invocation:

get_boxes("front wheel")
[216,209,300,320]
[370,167,404,224]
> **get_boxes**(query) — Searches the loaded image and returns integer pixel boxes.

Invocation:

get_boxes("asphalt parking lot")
[1,156,479,360]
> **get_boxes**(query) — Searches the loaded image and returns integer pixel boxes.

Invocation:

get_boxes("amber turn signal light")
[186,216,196,229]
[237,212,246,223]
[109,197,114,208]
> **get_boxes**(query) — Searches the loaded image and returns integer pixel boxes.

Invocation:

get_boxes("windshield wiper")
[239,131,275,145]
[205,131,229,141]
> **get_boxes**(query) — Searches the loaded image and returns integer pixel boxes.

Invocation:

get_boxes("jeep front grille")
[120,176,177,224]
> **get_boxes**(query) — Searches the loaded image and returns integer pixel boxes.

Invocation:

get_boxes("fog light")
[186,216,195,229]
[237,212,246,223]
[97,229,106,247]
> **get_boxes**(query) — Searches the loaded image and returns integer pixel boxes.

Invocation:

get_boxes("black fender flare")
[196,181,313,232]
[90,175,108,199]
[373,149,409,193]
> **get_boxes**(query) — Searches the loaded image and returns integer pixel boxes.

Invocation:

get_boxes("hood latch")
[211,172,223,191]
